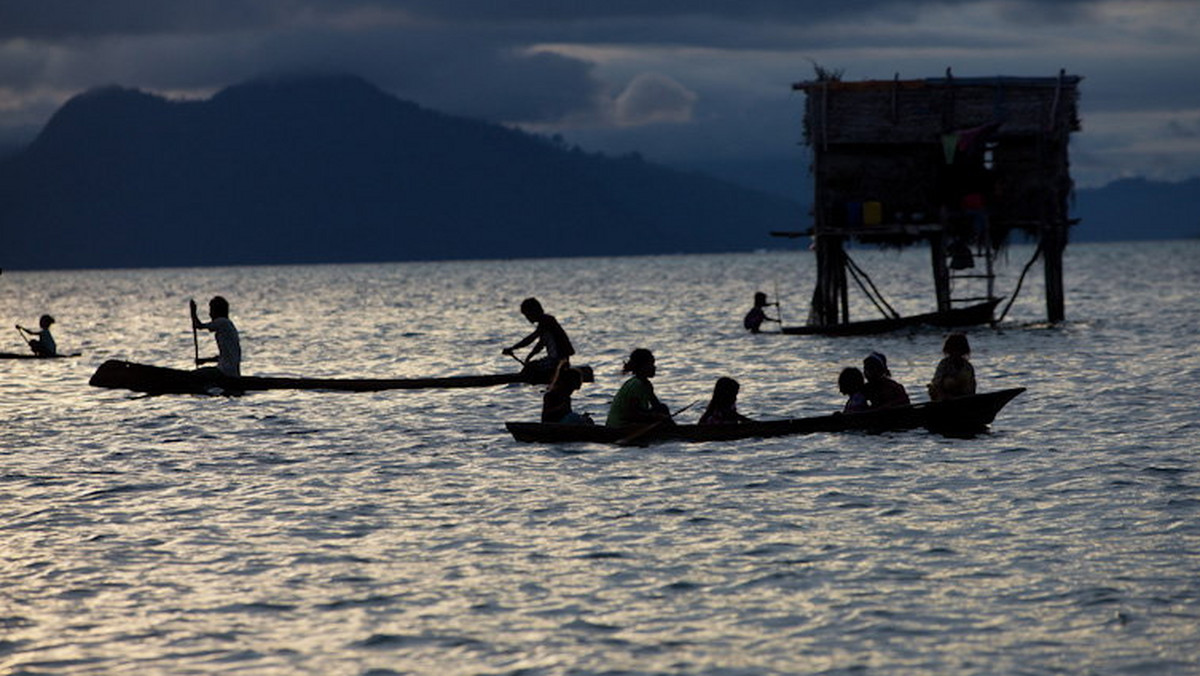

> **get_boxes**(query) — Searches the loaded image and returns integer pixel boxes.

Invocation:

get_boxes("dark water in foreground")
[2,241,1198,674]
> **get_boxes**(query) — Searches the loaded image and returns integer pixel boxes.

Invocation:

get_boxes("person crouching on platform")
[743,292,778,333]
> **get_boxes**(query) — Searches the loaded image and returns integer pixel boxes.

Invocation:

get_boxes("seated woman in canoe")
[502,297,575,375]
[606,348,673,428]
[699,377,753,425]
[190,296,241,377]
[16,314,57,356]
[862,351,911,409]
[838,367,870,414]
[928,332,977,401]
[542,363,594,425]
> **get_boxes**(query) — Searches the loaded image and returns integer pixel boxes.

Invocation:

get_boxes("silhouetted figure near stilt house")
[743,292,778,333]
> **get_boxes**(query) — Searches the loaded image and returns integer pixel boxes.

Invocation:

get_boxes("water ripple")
[1,244,1198,674]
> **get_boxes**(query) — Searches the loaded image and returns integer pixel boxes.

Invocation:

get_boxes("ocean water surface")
[2,240,1198,674]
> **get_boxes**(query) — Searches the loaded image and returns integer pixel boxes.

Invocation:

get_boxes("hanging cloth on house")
[942,120,1003,164]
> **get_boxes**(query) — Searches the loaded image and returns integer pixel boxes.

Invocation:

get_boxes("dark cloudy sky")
[2,0,1198,187]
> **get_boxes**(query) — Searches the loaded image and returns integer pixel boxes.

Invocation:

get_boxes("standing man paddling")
[190,296,241,377]
[502,297,574,374]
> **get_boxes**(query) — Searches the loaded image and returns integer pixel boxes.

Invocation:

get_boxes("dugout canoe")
[506,387,1025,444]
[0,351,82,359]
[89,359,593,395]
[780,299,1000,336]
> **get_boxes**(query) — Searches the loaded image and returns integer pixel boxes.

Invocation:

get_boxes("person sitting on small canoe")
[862,351,911,409]
[190,296,241,377]
[541,363,594,425]
[699,376,754,425]
[838,367,870,414]
[16,314,57,356]
[606,348,673,428]
[927,332,977,401]
[743,292,778,333]
[502,297,575,375]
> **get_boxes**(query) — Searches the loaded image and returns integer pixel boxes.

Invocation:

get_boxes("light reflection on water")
[2,241,1199,674]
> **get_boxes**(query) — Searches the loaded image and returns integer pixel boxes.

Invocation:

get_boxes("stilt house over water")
[782,69,1082,331]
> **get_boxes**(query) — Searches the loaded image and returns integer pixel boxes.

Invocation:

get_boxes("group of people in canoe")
[836,333,977,413]
[532,290,979,429]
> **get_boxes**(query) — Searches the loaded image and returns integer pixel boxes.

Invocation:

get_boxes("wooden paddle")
[15,326,34,353]
[505,351,528,371]
[773,281,785,330]
[616,400,700,446]
[189,299,201,367]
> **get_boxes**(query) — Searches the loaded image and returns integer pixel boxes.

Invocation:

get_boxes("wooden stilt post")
[930,230,951,313]
[812,235,847,326]
[1043,223,1066,322]
[837,240,849,323]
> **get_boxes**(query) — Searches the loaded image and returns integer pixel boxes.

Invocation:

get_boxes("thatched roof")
[794,73,1081,145]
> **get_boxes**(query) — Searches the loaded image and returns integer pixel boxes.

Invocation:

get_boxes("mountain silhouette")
[0,75,801,270]
[1071,177,1200,242]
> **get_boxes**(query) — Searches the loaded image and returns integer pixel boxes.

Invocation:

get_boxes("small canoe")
[781,299,1000,336]
[506,387,1025,444]
[0,352,82,359]
[89,359,593,395]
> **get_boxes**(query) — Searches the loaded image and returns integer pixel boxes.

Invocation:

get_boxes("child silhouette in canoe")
[542,363,594,425]
[928,332,977,401]
[699,376,753,425]
[16,314,57,356]
[862,351,911,409]
[838,367,869,414]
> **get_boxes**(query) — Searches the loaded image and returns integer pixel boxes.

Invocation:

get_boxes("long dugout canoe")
[506,387,1025,444]
[89,359,592,395]
[1,352,82,359]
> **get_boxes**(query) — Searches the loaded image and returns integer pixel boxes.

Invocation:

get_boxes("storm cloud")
[2,0,1199,185]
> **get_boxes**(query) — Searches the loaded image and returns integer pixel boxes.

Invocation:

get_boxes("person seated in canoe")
[190,296,241,377]
[16,314,57,356]
[838,367,870,414]
[541,363,594,425]
[606,348,673,428]
[502,297,575,376]
[699,376,753,425]
[862,351,911,409]
[743,292,778,333]
[928,332,977,401]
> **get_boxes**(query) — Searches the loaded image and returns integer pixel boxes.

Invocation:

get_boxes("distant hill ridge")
[2,74,1196,271]
[0,74,800,270]
[1072,177,1200,242]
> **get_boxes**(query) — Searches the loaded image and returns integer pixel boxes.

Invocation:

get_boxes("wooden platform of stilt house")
[779,69,1082,334]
